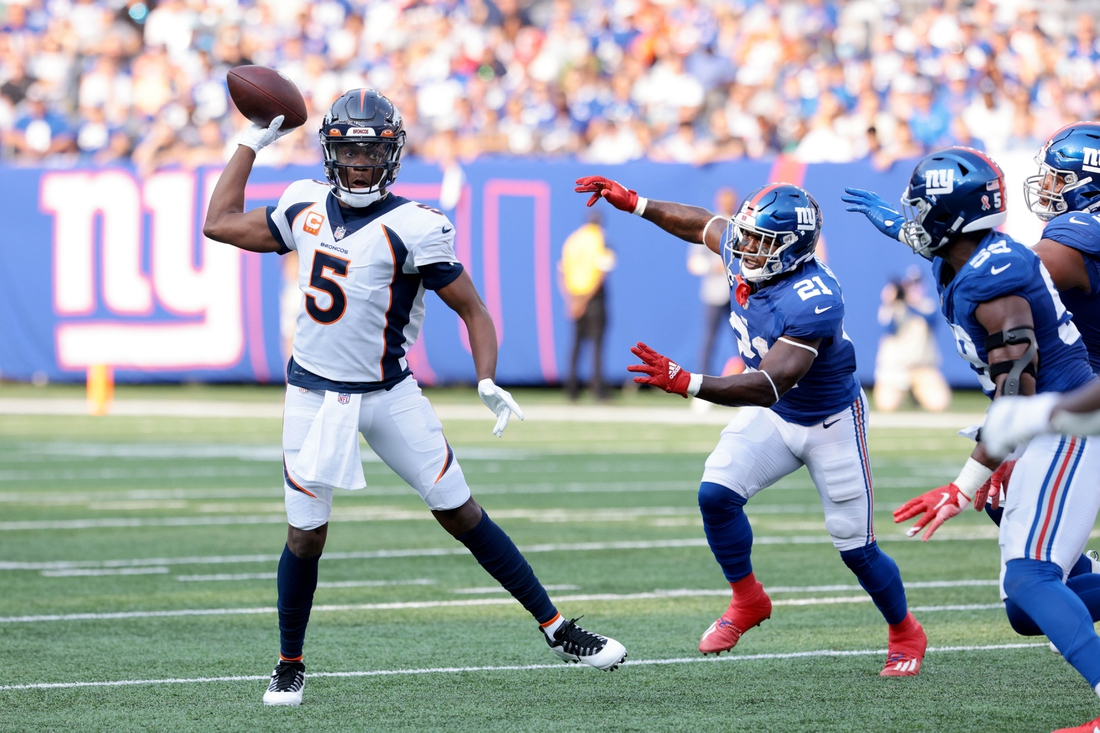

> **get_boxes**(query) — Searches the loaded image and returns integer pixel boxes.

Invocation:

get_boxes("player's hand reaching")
[841,188,904,241]
[980,393,1058,460]
[574,176,641,213]
[478,379,524,437]
[628,342,693,398]
[893,483,971,541]
[238,115,291,153]
[980,459,1016,511]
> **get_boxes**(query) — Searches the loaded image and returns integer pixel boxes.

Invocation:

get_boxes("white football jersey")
[267,180,463,385]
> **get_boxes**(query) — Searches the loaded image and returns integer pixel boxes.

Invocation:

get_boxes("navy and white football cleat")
[545,616,627,671]
[263,660,305,706]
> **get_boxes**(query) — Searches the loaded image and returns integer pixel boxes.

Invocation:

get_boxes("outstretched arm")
[436,271,523,436]
[627,335,819,407]
[203,117,290,253]
[575,175,726,254]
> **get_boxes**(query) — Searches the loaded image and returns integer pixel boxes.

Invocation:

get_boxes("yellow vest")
[560,224,615,296]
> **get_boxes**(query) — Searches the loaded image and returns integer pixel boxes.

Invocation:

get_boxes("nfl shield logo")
[334,226,347,240]
[337,392,351,405]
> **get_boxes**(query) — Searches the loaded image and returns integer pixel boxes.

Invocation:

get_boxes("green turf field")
[0,385,1096,732]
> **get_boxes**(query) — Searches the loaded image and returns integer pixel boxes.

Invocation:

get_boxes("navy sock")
[277,543,320,661]
[1069,553,1094,579]
[455,511,557,624]
[698,482,753,582]
[1006,571,1100,633]
[839,541,908,625]
[1003,558,1100,687]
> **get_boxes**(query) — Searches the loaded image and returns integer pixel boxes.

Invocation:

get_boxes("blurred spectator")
[688,187,737,374]
[873,269,950,413]
[558,210,615,401]
[0,0,1099,168]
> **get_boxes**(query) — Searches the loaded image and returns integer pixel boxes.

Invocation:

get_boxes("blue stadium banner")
[0,158,996,389]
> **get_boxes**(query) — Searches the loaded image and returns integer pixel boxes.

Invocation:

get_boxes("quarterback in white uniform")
[204,89,625,707]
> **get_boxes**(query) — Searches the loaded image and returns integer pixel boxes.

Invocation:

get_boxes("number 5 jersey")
[266,181,464,390]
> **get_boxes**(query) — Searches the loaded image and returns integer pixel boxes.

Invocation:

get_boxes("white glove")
[238,115,290,153]
[478,378,524,437]
[982,393,1058,460]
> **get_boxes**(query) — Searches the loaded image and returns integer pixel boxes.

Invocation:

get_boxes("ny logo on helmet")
[926,169,954,194]
[795,206,816,231]
[1083,147,1100,173]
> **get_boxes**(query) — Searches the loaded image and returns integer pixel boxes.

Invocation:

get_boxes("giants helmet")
[1024,121,1100,221]
[900,147,1006,259]
[320,89,406,208]
[723,183,821,283]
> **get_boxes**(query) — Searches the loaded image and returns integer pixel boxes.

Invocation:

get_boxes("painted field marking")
[0,642,1045,692]
[40,567,169,578]
[0,584,1005,624]
[0,534,1011,572]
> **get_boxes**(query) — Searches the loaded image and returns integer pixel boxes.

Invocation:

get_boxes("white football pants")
[282,377,471,530]
[701,392,876,551]
[999,433,1100,597]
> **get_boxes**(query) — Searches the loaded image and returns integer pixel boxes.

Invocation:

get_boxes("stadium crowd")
[1,0,1098,172]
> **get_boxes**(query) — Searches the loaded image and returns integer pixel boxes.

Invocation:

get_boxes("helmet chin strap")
[334,186,384,208]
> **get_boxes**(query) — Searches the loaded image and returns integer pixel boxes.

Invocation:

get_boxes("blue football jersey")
[722,254,860,426]
[933,231,1095,397]
[1042,211,1100,373]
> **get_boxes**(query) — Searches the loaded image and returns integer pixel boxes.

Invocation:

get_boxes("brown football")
[227,65,308,130]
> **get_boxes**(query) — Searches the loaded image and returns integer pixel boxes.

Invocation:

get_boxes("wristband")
[687,372,703,396]
[953,457,994,501]
[633,196,647,216]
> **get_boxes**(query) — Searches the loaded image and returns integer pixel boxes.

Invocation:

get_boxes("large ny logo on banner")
[43,170,244,370]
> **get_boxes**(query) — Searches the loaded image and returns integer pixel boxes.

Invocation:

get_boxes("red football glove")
[574,175,640,212]
[893,483,971,541]
[977,459,1016,511]
[628,342,692,397]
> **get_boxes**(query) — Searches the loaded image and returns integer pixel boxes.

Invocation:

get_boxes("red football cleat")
[880,612,927,677]
[698,580,772,655]
[1052,714,1100,733]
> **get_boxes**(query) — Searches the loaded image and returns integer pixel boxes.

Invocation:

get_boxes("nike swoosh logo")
[814,306,832,314]
[441,226,453,234]
[990,263,1011,275]
[933,492,952,510]
[822,418,841,428]
[1070,216,1089,225]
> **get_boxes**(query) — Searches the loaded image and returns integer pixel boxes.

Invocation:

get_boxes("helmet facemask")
[724,214,801,283]
[321,135,405,208]
[1023,160,1087,221]
[899,191,937,259]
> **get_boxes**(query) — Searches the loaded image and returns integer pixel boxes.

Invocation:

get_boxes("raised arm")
[575,175,727,254]
[203,117,290,253]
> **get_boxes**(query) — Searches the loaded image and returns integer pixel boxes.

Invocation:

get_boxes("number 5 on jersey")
[307,251,349,324]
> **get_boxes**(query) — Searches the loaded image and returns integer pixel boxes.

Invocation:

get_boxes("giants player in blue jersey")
[204,91,626,706]
[574,176,927,676]
[846,147,1100,733]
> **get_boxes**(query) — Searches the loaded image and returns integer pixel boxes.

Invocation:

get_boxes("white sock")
[542,615,565,640]
[1094,681,1100,699]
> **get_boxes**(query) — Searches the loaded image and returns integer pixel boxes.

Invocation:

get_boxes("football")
[227,65,308,131]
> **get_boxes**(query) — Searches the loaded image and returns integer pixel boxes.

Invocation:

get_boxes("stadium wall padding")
[0,157,1029,390]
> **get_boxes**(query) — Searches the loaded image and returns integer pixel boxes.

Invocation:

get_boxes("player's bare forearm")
[974,295,1037,398]
[1032,238,1090,292]
[642,200,721,250]
[437,271,497,381]
[968,441,1001,470]
[696,336,819,407]
[1057,380,1100,415]
[203,146,281,253]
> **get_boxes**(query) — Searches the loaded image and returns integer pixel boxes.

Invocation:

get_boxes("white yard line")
[0,397,985,429]
[0,582,1005,624]
[0,642,1045,692]
[1,534,1012,572]
[40,567,169,578]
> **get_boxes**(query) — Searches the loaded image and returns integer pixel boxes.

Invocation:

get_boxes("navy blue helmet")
[1024,121,1100,221]
[320,89,405,207]
[723,183,821,283]
[900,147,1007,259]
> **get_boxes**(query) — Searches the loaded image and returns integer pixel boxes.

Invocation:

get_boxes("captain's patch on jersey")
[304,211,325,235]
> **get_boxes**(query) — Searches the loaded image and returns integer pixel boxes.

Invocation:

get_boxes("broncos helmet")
[900,147,1006,259]
[722,183,821,283]
[320,89,406,208]
[1024,121,1100,221]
